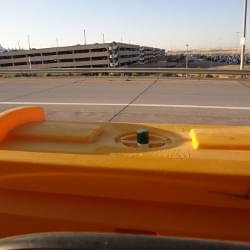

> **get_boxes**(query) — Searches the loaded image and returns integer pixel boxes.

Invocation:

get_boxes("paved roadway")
[0,76,250,125]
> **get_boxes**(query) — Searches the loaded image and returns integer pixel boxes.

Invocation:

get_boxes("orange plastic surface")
[11,122,104,143]
[190,128,250,150]
[0,106,45,142]
[0,107,250,243]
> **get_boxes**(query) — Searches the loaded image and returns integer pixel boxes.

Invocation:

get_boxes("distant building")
[0,42,165,69]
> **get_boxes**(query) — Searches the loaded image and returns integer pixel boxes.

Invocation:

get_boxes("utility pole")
[84,29,87,45]
[56,37,59,67]
[27,35,31,69]
[186,44,189,69]
[240,0,248,70]
[185,44,189,78]
[102,33,105,43]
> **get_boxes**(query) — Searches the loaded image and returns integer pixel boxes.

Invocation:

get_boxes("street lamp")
[240,0,248,70]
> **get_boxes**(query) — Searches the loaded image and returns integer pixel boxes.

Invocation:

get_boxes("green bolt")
[137,129,149,145]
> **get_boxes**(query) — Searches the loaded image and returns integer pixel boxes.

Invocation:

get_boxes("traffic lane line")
[0,102,250,111]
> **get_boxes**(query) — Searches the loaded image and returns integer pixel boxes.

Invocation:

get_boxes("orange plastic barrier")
[0,106,45,142]
[0,107,249,243]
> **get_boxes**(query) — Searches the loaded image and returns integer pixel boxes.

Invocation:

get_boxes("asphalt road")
[0,76,250,125]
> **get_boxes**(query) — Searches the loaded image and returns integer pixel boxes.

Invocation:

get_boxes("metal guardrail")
[0,68,250,76]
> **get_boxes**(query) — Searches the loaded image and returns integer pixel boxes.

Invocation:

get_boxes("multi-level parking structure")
[139,46,165,64]
[0,42,165,69]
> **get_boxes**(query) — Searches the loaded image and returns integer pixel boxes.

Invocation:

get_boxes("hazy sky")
[0,0,249,50]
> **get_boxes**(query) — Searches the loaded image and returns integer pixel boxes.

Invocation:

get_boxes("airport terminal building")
[0,42,165,69]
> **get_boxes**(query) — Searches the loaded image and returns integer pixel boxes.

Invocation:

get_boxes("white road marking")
[0,101,250,111]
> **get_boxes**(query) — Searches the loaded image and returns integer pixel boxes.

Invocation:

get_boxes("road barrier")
[0,67,250,77]
[0,106,250,241]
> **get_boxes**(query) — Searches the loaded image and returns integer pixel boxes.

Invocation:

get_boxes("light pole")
[56,37,59,67]
[27,35,31,50]
[186,44,189,69]
[27,35,31,70]
[84,29,87,45]
[240,0,248,70]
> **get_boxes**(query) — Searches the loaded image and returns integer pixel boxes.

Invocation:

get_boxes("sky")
[0,0,249,50]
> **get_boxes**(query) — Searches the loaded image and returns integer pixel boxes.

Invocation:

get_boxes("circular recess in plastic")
[117,131,172,149]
